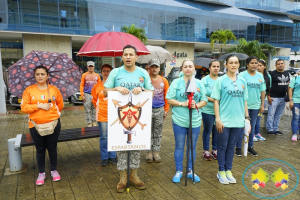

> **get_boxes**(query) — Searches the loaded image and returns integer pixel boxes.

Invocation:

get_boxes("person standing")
[211,55,250,184]
[91,64,117,166]
[146,59,169,163]
[266,59,290,135]
[288,74,300,141]
[200,60,220,161]
[80,61,101,127]
[235,56,265,157]
[254,59,270,141]
[104,45,154,193]
[60,9,67,27]
[166,60,207,183]
[21,65,64,186]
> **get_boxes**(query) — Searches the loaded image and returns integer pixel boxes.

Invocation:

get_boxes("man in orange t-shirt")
[146,58,169,163]
[80,61,101,127]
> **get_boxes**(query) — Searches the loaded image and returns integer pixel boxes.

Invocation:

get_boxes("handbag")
[31,119,58,136]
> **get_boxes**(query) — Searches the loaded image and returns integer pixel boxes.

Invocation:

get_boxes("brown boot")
[153,151,161,163]
[146,152,153,163]
[130,169,146,190]
[117,170,127,193]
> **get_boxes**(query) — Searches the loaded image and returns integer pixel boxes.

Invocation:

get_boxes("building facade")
[0,0,300,74]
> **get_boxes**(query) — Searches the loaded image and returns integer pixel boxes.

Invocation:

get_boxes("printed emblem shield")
[118,102,141,130]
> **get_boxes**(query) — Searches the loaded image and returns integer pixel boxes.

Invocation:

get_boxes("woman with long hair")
[254,59,270,141]
[21,65,64,185]
[211,55,250,184]
[200,59,220,161]
[166,59,207,183]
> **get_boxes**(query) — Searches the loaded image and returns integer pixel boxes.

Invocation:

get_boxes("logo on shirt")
[197,87,201,92]
[52,95,56,101]
[278,75,289,85]
[32,96,35,100]
[41,95,46,100]
[95,77,98,80]
[160,82,165,87]
[242,85,245,90]
[139,77,144,83]
[116,78,123,80]
[258,79,262,83]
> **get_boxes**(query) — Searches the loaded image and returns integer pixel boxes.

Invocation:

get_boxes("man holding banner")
[104,45,154,193]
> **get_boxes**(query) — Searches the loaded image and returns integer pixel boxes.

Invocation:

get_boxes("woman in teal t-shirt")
[166,60,207,183]
[211,55,250,185]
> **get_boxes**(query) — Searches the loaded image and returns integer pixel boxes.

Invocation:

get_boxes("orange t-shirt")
[91,82,108,122]
[21,84,64,128]
[80,72,101,96]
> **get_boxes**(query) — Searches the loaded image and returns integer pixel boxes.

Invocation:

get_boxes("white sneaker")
[226,170,237,184]
[253,136,258,142]
[291,135,297,141]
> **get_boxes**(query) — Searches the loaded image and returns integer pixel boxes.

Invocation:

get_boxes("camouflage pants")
[117,150,140,171]
[83,93,96,124]
[147,106,164,152]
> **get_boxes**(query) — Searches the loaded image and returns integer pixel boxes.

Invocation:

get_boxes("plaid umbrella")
[8,50,82,100]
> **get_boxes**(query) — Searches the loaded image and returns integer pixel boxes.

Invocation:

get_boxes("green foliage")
[210,29,237,53]
[121,24,148,44]
[227,38,276,61]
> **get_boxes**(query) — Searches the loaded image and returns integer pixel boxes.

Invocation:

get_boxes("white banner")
[107,91,152,152]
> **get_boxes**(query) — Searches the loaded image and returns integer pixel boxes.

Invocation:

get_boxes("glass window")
[285,26,293,38]
[178,11,191,40]
[230,19,239,38]
[20,0,39,15]
[123,6,139,27]
[139,7,152,35]
[210,17,220,34]
[94,2,110,32]
[271,24,278,37]
[40,1,58,17]
[7,0,18,12]
[256,23,262,35]
[278,25,285,38]
[109,4,123,30]
[151,9,165,38]
[220,17,229,30]
[191,14,209,40]
[239,20,248,39]
[263,24,271,36]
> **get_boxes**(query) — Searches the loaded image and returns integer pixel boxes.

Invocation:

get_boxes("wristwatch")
[245,116,251,121]
[179,102,182,106]
[141,87,145,91]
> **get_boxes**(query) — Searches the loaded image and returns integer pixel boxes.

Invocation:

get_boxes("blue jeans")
[255,99,267,135]
[172,121,200,172]
[202,113,217,151]
[266,98,286,132]
[218,128,243,171]
[291,103,300,135]
[236,109,259,149]
[98,122,116,161]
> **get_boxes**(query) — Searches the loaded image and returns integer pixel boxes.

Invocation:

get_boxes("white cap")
[87,61,95,66]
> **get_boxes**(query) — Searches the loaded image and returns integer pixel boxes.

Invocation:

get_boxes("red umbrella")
[77,32,150,57]
[8,51,82,100]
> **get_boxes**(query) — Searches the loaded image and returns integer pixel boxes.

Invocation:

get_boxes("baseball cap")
[87,61,95,66]
[149,59,160,67]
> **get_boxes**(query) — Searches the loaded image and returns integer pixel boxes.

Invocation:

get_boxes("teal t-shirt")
[166,77,208,128]
[104,66,154,91]
[200,75,217,115]
[238,71,266,110]
[289,76,300,103]
[210,74,248,128]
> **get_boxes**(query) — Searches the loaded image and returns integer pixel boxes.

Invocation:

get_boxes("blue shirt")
[104,66,154,91]
[201,75,217,115]
[211,74,248,128]
[289,76,300,103]
[166,77,208,128]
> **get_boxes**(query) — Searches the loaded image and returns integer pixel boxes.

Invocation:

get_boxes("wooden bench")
[8,126,99,172]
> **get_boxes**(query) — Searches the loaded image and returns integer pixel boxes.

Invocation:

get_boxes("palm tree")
[121,24,148,44]
[210,29,237,54]
[227,38,276,61]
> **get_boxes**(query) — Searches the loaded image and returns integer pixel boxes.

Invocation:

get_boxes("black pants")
[30,118,61,173]
[61,18,67,27]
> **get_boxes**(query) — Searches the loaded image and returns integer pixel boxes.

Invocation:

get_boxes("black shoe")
[248,147,258,156]
[109,158,117,164]
[267,131,274,135]
[274,131,283,135]
[235,148,242,157]
[102,159,108,166]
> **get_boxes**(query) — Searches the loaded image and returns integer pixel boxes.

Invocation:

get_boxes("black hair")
[258,59,270,95]
[275,59,284,65]
[246,56,258,65]
[34,65,49,75]
[101,64,113,71]
[225,54,239,63]
[123,45,137,55]
[209,59,220,68]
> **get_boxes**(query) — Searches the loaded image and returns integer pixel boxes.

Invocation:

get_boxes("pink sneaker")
[203,151,212,161]
[211,150,217,160]
[51,170,61,182]
[291,135,297,141]
[36,173,45,185]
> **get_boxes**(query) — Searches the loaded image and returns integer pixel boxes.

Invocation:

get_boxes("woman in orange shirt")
[21,65,64,186]
[91,64,117,166]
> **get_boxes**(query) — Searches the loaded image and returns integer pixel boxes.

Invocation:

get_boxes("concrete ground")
[0,105,299,200]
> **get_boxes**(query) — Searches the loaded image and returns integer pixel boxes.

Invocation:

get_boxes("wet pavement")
[0,105,300,200]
